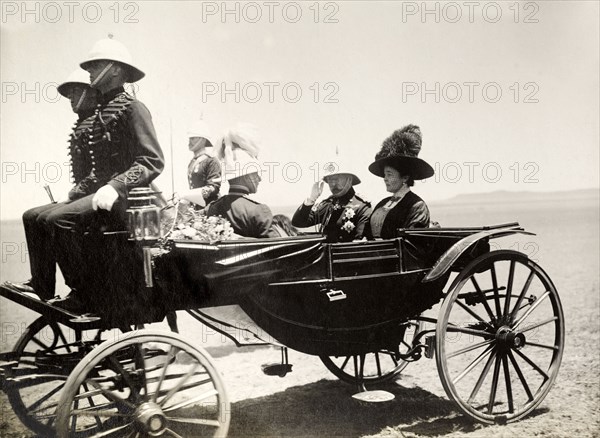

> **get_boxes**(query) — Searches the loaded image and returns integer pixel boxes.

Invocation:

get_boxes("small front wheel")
[55,330,230,438]
[436,250,564,424]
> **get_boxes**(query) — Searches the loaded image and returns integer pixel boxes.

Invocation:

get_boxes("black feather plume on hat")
[375,124,422,160]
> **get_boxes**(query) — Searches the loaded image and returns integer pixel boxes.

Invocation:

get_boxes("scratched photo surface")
[1,1,598,437]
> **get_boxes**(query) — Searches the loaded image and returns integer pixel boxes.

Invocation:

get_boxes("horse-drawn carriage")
[0,194,564,437]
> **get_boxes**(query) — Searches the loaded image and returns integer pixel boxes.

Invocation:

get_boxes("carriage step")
[424,335,435,359]
[352,390,395,403]
[261,363,293,377]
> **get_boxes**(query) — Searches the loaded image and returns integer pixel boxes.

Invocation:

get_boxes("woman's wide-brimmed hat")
[80,36,145,83]
[368,124,434,180]
[57,68,92,97]
[217,124,262,181]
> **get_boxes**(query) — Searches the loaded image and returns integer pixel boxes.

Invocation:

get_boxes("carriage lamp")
[126,187,162,287]
[126,187,162,241]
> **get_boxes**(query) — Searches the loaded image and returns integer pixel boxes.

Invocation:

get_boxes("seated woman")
[204,124,279,238]
[292,171,371,242]
[366,124,434,239]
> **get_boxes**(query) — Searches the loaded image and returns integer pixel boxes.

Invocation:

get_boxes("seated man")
[9,68,99,299]
[201,125,278,238]
[177,119,221,208]
[44,36,164,311]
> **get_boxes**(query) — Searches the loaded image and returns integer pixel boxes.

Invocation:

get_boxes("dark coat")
[187,153,221,204]
[292,188,372,242]
[206,188,278,238]
[366,191,430,239]
[68,87,164,200]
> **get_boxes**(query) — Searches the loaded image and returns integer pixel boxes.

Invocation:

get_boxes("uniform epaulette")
[354,193,371,207]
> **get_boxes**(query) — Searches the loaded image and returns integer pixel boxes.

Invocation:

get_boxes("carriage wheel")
[320,320,424,385]
[55,330,230,438]
[436,250,564,424]
[4,316,100,436]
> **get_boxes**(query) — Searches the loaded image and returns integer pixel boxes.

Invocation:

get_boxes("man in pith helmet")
[9,69,100,299]
[43,36,164,311]
[178,119,221,207]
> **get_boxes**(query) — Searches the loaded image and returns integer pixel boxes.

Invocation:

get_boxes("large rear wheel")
[436,250,564,424]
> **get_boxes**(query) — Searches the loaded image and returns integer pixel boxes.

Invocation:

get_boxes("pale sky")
[1,1,599,219]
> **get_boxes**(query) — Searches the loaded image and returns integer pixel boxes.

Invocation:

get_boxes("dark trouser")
[39,195,128,297]
[23,202,70,299]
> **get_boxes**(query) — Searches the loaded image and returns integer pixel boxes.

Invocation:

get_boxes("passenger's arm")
[405,201,430,229]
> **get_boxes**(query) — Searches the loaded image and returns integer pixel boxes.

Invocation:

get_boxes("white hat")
[80,36,145,83]
[217,124,262,181]
[57,68,91,97]
[187,119,213,146]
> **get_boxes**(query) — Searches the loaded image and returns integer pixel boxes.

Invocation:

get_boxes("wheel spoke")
[31,336,52,351]
[519,316,558,333]
[445,326,493,339]
[455,299,492,326]
[159,363,200,407]
[512,291,550,330]
[163,389,218,412]
[453,344,494,385]
[164,428,185,438]
[490,264,502,319]
[503,260,516,318]
[56,326,73,353]
[339,356,351,372]
[469,276,496,321]
[88,422,133,437]
[375,352,382,377]
[107,355,141,403]
[513,348,549,381]
[26,380,64,412]
[502,355,514,413]
[486,353,502,414]
[152,346,178,403]
[167,417,221,427]
[87,378,136,410]
[466,348,496,403]
[447,339,494,360]
[510,269,536,322]
[526,341,559,351]
[507,350,534,402]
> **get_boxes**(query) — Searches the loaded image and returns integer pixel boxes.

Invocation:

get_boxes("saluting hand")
[307,180,324,204]
[93,185,119,211]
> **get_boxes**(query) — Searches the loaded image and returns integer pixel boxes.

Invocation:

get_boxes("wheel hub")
[135,402,167,436]
[495,326,526,350]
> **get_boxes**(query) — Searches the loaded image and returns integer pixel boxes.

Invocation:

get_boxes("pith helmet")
[80,36,145,83]
[188,119,213,146]
[57,68,91,97]
[320,148,361,185]
[368,124,434,180]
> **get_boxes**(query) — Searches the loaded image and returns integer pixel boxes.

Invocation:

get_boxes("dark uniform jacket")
[188,153,221,204]
[365,191,430,239]
[206,187,278,238]
[68,87,164,200]
[292,188,372,242]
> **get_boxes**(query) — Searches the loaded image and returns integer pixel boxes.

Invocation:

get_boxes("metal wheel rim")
[55,330,230,438]
[436,250,564,424]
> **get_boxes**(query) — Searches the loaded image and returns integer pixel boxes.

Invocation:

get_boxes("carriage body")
[0,222,565,436]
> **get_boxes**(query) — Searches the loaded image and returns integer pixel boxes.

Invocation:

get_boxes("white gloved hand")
[92,185,119,211]
[306,181,324,204]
